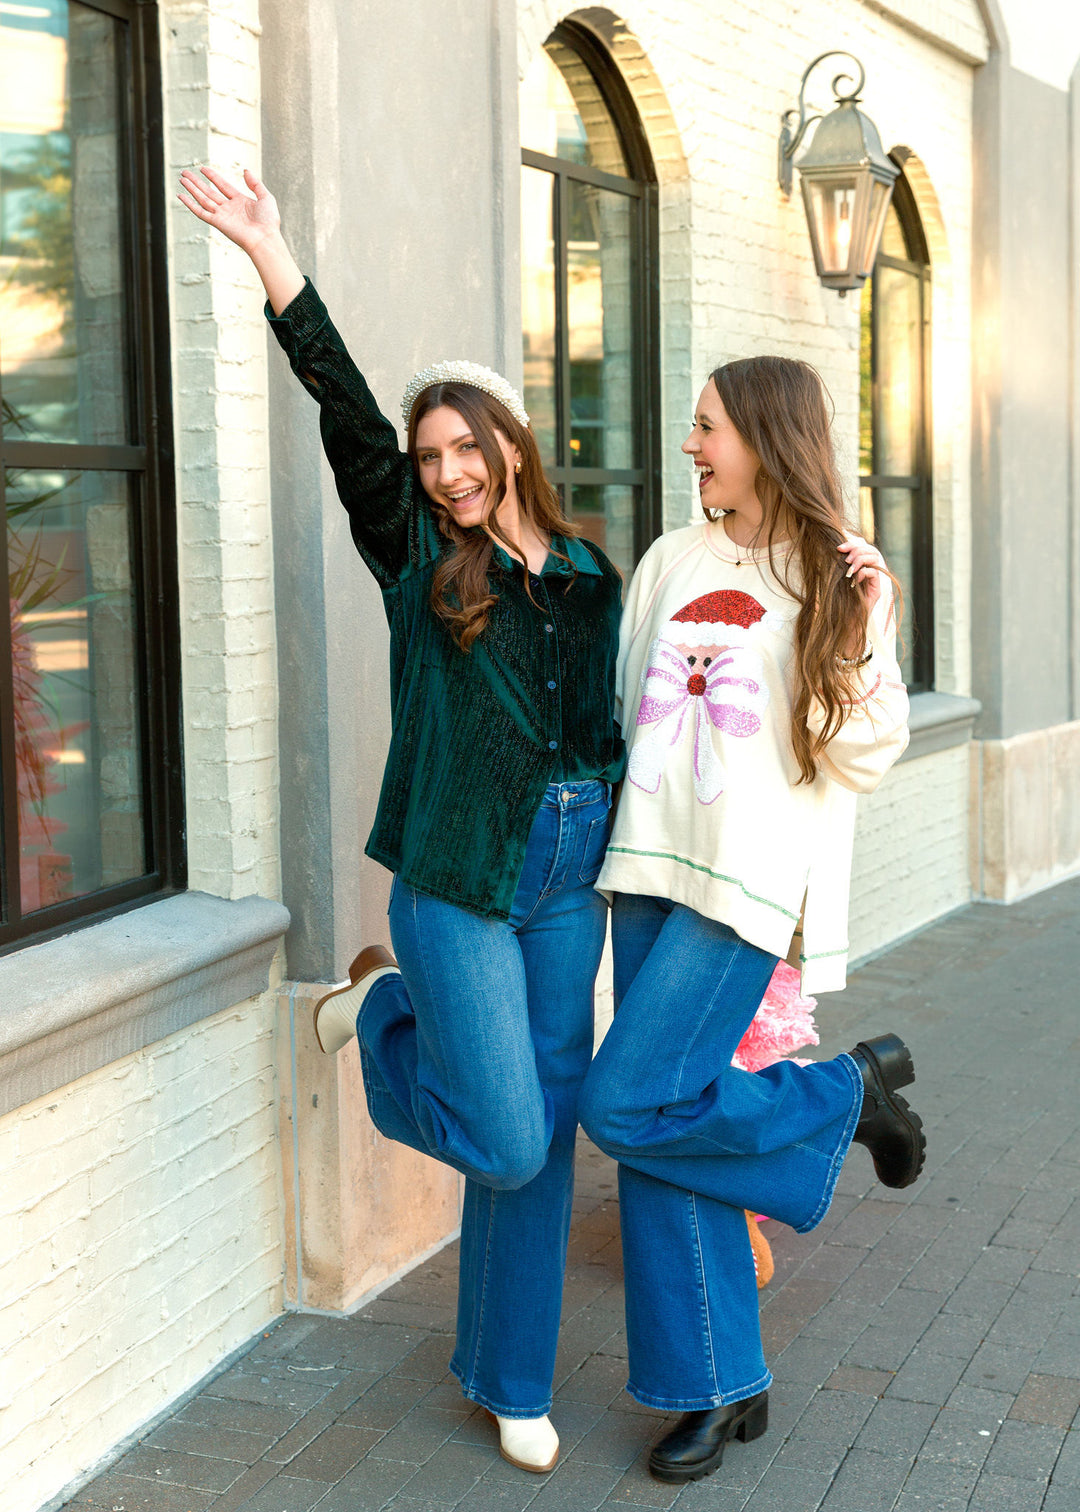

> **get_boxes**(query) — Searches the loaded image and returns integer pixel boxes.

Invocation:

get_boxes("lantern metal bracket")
[778,51,866,197]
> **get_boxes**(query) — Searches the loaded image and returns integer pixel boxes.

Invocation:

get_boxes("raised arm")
[178,166,304,312]
[178,168,419,584]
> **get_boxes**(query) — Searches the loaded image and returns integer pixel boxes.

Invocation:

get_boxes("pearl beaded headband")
[401,360,530,431]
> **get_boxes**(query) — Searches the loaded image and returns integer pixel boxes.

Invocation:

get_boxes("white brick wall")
[521,0,979,944]
[165,0,281,903]
[848,746,972,963]
[0,8,289,1507]
[0,993,282,1512]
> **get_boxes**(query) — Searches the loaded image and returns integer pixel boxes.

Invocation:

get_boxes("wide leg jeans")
[578,893,863,1411]
[355,781,611,1417]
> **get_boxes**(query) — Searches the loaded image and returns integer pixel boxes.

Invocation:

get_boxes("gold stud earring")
[514,460,522,474]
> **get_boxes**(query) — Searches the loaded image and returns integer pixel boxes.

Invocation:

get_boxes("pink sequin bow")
[628,640,770,804]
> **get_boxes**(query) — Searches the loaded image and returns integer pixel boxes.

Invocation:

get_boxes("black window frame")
[521,20,663,565]
[860,164,934,693]
[0,0,184,953]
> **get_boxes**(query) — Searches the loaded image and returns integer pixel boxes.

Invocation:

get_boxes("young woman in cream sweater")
[581,356,924,1484]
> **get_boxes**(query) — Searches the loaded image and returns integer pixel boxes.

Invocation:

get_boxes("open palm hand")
[178,166,280,253]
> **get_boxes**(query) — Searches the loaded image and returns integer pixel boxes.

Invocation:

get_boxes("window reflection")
[0,0,131,446]
[567,181,634,472]
[858,175,931,691]
[7,469,146,911]
[571,483,635,580]
[521,166,557,464]
[520,40,627,176]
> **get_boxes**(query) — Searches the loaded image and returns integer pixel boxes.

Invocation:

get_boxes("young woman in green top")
[179,167,625,1473]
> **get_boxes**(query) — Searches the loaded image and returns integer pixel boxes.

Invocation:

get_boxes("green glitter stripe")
[604,846,800,921]
[798,947,849,962]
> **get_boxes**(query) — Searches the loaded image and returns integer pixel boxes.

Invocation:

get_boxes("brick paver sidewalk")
[66,877,1080,1512]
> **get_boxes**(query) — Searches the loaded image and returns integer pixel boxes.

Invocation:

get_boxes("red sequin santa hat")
[660,589,784,648]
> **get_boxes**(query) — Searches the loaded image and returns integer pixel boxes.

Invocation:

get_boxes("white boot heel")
[312,945,397,1054]
[487,1411,559,1473]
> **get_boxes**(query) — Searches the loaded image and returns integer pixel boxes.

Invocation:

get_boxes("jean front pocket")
[578,809,612,883]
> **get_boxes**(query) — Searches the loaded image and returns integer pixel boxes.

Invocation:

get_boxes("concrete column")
[259,0,522,1307]
[971,29,1080,898]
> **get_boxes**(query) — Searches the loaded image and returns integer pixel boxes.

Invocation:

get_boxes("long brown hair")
[407,384,579,651]
[708,356,902,784]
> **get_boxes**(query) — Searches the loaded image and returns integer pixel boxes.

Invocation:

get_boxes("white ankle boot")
[312,945,397,1054]
[492,1413,559,1473]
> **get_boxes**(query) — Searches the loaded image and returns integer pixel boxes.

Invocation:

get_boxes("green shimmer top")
[267,281,626,920]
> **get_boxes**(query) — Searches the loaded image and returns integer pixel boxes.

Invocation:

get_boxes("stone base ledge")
[0,892,290,1118]
[972,720,1080,902]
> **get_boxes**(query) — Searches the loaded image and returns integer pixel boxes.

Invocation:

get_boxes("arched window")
[520,23,660,577]
[859,169,933,691]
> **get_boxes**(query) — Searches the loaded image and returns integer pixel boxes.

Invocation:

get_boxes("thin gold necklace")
[723,516,751,567]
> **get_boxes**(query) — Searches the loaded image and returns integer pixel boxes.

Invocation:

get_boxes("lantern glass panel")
[805,177,860,274]
[859,178,893,277]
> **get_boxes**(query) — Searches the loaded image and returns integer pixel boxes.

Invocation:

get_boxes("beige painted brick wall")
[1,7,289,1508]
[522,0,979,949]
[0,993,282,1512]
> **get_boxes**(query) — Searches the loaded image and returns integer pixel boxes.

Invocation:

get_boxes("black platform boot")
[849,1032,926,1188]
[648,1390,769,1483]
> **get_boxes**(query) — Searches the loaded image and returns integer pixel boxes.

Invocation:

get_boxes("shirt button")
[531,576,541,589]
[548,740,558,751]
[547,680,556,691]
[544,622,554,633]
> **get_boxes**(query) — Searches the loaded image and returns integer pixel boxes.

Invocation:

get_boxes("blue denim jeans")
[355,781,611,1417]
[578,893,863,1411]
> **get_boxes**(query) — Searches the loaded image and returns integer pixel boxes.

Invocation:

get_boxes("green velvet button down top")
[268,281,626,920]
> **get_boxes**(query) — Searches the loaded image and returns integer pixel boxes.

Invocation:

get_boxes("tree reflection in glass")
[0,0,131,446]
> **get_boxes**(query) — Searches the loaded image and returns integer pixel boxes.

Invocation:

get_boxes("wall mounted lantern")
[779,52,898,296]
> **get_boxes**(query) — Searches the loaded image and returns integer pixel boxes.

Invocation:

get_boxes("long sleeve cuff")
[265,276,328,349]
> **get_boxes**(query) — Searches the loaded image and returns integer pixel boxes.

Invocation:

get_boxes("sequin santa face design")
[629,589,778,804]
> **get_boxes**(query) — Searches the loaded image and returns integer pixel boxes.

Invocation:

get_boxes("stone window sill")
[900,691,982,763]
[0,891,290,1118]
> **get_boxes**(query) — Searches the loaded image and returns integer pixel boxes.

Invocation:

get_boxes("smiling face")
[682,379,762,521]
[414,404,522,529]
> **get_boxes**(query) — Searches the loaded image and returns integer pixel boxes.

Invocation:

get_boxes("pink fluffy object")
[733,960,820,1074]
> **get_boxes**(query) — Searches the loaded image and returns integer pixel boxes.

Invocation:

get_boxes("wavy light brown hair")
[407,384,579,651]
[707,356,902,784]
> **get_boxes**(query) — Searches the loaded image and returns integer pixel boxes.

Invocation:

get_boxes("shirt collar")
[491,533,603,577]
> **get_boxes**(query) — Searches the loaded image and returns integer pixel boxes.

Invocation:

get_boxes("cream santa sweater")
[595,519,910,993]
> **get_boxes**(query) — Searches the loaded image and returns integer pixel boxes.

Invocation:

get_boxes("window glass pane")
[568,180,634,471]
[878,204,907,259]
[876,264,920,477]
[520,39,627,177]
[858,484,875,543]
[0,0,131,445]
[859,279,872,476]
[521,165,557,466]
[570,483,635,580]
[872,485,916,686]
[7,468,146,911]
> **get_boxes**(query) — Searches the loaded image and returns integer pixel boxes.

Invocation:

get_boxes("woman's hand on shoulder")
[178,166,281,254]
[837,534,885,614]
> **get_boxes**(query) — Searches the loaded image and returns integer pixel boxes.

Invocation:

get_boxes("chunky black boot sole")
[648,1391,769,1483]
[851,1033,927,1188]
